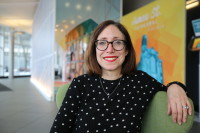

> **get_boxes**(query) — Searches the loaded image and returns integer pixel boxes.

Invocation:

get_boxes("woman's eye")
[114,41,122,45]
[99,41,106,45]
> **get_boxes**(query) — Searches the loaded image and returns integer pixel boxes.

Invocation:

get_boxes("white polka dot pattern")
[50,70,166,133]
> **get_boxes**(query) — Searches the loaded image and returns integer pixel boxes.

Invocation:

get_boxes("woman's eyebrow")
[98,37,122,40]
[97,37,107,40]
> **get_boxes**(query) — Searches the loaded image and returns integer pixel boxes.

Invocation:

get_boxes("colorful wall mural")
[122,0,185,84]
[64,19,98,80]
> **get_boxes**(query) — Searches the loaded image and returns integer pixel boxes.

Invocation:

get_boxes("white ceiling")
[0,0,197,34]
[0,0,39,33]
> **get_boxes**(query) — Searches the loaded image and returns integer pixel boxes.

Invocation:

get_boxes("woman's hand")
[167,84,192,125]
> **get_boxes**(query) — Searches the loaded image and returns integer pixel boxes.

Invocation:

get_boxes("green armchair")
[56,84,194,133]
[141,91,194,133]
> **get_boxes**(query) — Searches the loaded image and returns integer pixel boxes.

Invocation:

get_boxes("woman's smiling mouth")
[103,56,118,62]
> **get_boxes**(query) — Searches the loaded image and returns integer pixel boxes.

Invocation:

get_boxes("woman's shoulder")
[71,74,98,90]
[128,70,148,76]
[74,74,97,81]
[136,70,148,75]
[128,70,153,79]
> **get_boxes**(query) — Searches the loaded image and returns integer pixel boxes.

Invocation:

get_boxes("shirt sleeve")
[139,70,167,93]
[140,70,187,94]
[50,78,81,133]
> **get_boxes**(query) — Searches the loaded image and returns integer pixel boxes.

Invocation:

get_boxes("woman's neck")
[101,70,122,80]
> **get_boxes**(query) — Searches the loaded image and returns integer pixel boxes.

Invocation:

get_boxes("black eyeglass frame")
[95,40,126,51]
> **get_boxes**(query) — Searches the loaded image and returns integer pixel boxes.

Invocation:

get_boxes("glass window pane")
[14,32,31,76]
[0,25,10,77]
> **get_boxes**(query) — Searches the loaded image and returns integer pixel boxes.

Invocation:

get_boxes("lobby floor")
[0,77,58,133]
[0,77,199,133]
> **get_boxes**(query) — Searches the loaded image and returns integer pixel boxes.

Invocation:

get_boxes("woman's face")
[96,25,128,74]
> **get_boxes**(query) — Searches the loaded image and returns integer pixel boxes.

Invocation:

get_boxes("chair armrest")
[141,91,194,133]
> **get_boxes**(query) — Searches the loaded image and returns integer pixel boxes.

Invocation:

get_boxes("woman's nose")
[106,43,115,53]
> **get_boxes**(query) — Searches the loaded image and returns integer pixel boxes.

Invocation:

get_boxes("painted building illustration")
[137,35,163,83]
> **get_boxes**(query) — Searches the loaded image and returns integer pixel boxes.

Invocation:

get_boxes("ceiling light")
[186,0,198,4]
[64,25,69,29]
[65,2,70,7]
[0,19,32,33]
[70,20,75,24]
[78,15,83,19]
[56,24,59,28]
[62,20,66,23]
[76,4,82,10]
[60,29,64,32]
[186,0,199,10]
[86,5,92,11]
[14,31,25,35]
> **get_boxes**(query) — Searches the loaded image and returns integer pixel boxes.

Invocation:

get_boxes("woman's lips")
[103,56,118,62]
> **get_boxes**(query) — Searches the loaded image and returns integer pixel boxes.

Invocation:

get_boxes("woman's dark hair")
[85,20,136,76]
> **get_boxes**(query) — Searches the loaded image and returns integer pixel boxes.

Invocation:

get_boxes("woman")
[50,20,192,133]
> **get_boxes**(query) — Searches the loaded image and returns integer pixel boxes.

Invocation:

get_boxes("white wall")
[31,0,55,101]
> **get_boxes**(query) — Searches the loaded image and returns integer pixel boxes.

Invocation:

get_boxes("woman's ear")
[125,50,128,56]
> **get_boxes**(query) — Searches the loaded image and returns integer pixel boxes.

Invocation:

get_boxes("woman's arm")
[140,71,192,125]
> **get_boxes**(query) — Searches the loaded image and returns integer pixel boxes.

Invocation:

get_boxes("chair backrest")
[56,83,70,109]
[56,84,194,133]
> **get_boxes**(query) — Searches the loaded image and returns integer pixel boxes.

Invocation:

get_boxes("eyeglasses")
[95,40,126,51]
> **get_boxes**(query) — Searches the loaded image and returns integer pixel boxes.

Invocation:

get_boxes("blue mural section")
[137,35,163,83]
[197,43,200,48]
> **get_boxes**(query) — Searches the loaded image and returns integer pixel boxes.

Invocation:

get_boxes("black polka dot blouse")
[50,70,167,133]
